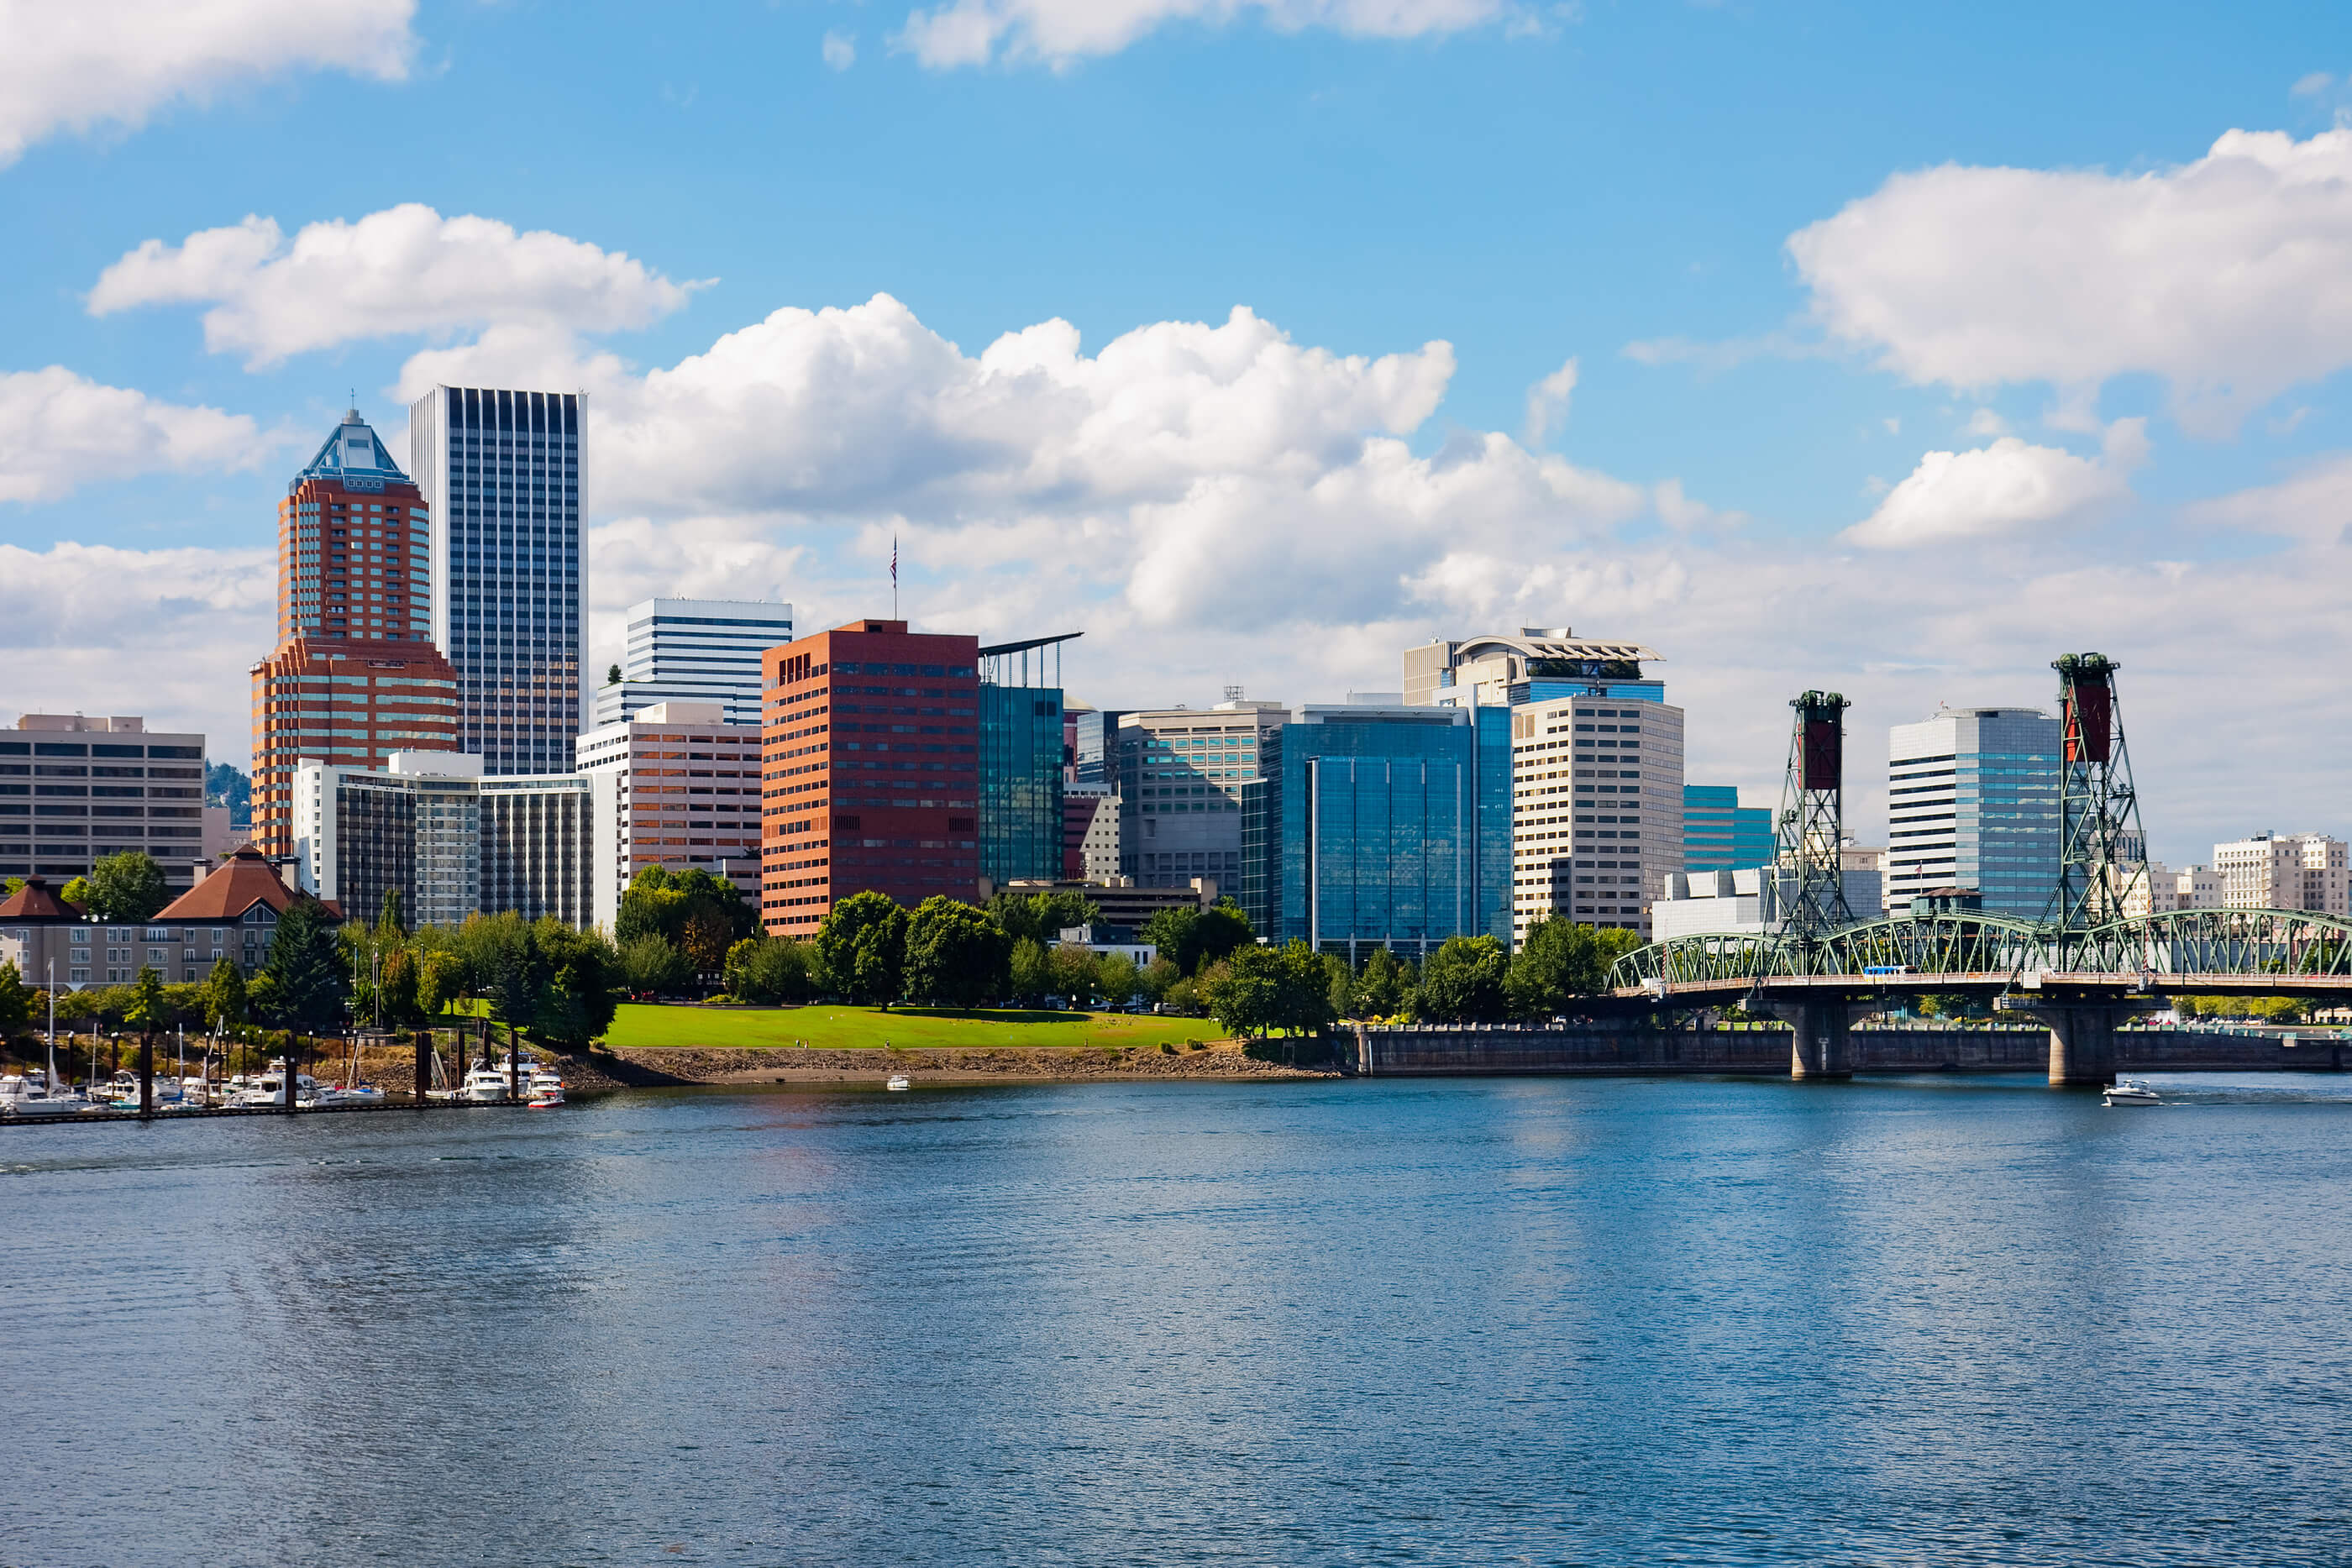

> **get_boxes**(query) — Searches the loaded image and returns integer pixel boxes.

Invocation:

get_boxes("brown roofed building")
[249,409,461,856]
[0,850,339,992]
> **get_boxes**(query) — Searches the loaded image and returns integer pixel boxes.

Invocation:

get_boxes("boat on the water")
[0,1072,90,1118]
[2104,1078,2160,1107]
[461,1066,512,1104]
[885,1073,911,1092]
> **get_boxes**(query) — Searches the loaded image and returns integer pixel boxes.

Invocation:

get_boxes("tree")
[905,897,1011,1008]
[1009,937,1051,1002]
[1357,947,1408,1018]
[124,966,170,1036]
[1137,955,1179,1004]
[618,866,757,952]
[1418,935,1511,1023]
[261,899,347,1029]
[204,957,247,1036]
[379,888,407,938]
[379,946,421,1025]
[725,936,818,1004]
[0,962,30,1035]
[1204,941,1335,1039]
[1504,920,1642,1019]
[1142,899,1255,976]
[1096,952,1142,1008]
[619,933,692,995]
[415,950,460,1018]
[60,876,92,910]
[681,906,732,980]
[816,891,908,1006]
[86,852,171,923]
[244,972,282,1025]
[988,888,1100,948]
[606,662,622,685]
[533,920,621,1048]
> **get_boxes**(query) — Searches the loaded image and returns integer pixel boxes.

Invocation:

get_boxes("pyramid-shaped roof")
[291,408,410,493]
[156,846,339,923]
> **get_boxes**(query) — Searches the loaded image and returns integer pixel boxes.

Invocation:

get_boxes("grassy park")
[599,1003,1227,1052]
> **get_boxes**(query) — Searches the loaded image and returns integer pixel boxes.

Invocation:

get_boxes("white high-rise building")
[593,598,793,730]
[2118,861,2225,919]
[1886,706,2060,920]
[408,385,585,777]
[2214,833,2349,916]
[1511,695,1686,943]
[575,702,764,933]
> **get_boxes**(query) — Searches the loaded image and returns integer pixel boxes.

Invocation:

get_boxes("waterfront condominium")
[1238,704,1512,957]
[1884,706,2061,919]
[594,598,795,731]
[1115,702,1289,888]
[1510,695,1687,942]
[407,385,585,777]
[760,621,983,934]
[249,409,461,856]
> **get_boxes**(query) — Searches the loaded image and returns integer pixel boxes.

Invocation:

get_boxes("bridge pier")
[1757,997,1866,1079]
[2008,995,2158,1086]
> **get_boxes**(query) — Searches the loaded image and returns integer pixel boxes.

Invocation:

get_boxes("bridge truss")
[1609,906,2352,994]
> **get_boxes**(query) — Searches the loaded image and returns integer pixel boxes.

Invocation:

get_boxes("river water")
[8,1072,2352,1566]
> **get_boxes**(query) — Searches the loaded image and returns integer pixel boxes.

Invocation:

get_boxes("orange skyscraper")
[249,410,461,857]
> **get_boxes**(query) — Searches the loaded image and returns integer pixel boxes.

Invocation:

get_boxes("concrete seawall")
[1354,1025,2347,1077]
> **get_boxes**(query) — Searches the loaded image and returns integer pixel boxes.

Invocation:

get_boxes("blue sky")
[4,0,2351,860]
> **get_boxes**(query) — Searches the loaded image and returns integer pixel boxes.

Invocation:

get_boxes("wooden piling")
[414,1030,430,1106]
[138,1032,155,1120]
[507,1022,521,1105]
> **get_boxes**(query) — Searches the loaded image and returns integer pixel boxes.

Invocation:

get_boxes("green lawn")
[600,1003,1226,1052]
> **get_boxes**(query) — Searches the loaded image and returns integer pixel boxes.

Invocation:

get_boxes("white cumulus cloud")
[0,0,415,166]
[1788,128,2352,433]
[89,205,706,369]
[822,29,858,70]
[1844,421,2145,549]
[0,367,272,504]
[895,0,1515,69]
[1523,354,1577,445]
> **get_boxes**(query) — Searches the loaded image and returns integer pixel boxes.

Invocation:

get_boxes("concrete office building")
[0,716,218,895]
[408,385,585,776]
[1404,628,1665,709]
[294,752,592,927]
[1683,784,1774,873]
[249,411,462,853]
[1063,784,1121,881]
[760,621,983,935]
[1116,701,1288,888]
[1239,704,1512,955]
[576,703,764,934]
[1886,707,2061,920]
[1510,695,1687,942]
[594,598,794,730]
[2119,860,2223,919]
[1652,863,1887,941]
[2214,832,2349,917]
[1069,708,1123,785]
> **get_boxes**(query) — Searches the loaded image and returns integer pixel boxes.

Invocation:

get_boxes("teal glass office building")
[1240,705,1512,956]
[979,684,1064,885]
[1683,784,1774,872]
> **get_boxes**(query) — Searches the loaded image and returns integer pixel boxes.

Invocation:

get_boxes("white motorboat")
[231,1068,318,1109]
[461,1066,512,1104]
[0,1073,90,1119]
[885,1073,911,1092]
[2104,1078,2160,1107]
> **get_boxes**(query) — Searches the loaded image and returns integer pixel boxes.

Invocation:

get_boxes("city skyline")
[3,4,2350,867]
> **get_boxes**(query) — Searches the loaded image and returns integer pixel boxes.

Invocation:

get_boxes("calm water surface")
[7,1073,2352,1566]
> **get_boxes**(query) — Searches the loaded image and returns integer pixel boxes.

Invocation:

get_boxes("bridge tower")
[1774,690,1854,936]
[2045,653,2149,938]
[2031,653,2156,1085]
[1767,690,1861,1078]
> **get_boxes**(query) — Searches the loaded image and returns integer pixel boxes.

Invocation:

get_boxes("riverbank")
[603,1039,1338,1084]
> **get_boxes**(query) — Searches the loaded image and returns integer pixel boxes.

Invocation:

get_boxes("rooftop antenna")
[1223,684,1244,704]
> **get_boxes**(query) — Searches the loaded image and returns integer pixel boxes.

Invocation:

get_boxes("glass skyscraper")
[1886,707,2061,919]
[1240,705,1512,956]
[979,684,1065,886]
[1683,784,1774,872]
[408,385,585,776]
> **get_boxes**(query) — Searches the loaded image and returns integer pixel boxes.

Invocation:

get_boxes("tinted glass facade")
[1887,709,2061,919]
[1241,706,1510,954]
[979,684,1065,885]
[1683,784,1774,872]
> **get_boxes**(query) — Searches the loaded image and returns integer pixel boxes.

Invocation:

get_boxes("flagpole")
[892,533,899,620]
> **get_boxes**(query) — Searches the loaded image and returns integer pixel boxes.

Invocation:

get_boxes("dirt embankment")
[606,1040,1341,1084]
